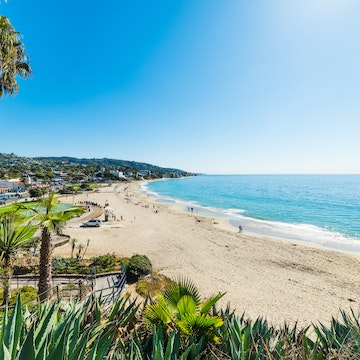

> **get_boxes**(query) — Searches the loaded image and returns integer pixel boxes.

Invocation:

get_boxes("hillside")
[0,153,196,179]
[35,156,187,173]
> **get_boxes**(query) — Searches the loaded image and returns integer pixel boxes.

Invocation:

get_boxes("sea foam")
[143,175,360,253]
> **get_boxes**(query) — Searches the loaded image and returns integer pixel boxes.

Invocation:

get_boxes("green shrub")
[136,274,173,297]
[13,265,33,275]
[122,258,130,268]
[52,257,92,275]
[52,255,123,275]
[0,286,38,313]
[91,254,117,270]
[9,286,37,306]
[58,187,73,194]
[127,254,152,281]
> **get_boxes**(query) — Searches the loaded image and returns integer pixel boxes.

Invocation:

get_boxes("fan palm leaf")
[144,278,225,348]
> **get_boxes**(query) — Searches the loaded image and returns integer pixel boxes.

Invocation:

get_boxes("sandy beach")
[55,181,360,327]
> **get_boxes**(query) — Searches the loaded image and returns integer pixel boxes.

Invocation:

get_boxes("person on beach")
[238,225,243,233]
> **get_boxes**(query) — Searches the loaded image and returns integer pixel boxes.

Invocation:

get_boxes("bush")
[52,257,92,275]
[0,286,38,313]
[91,254,117,270]
[58,187,73,195]
[52,255,123,275]
[13,265,33,275]
[29,188,45,198]
[10,286,37,306]
[127,254,152,281]
[136,274,173,297]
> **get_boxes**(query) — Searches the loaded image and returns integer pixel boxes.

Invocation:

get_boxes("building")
[109,170,126,179]
[0,179,25,192]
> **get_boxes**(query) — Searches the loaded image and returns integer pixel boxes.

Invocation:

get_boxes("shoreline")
[141,179,360,255]
[56,181,360,327]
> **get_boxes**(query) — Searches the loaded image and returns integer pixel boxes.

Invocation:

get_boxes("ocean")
[143,174,360,253]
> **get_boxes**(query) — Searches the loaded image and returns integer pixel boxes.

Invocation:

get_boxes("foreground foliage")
[144,278,225,346]
[0,279,359,359]
[0,214,37,304]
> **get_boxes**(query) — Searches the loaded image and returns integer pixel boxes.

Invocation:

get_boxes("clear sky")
[1,0,360,174]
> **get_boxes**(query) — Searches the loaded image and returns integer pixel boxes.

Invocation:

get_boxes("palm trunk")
[1,257,12,305]
[38,228,52,301]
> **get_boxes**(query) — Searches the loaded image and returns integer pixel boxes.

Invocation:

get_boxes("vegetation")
[1,195,84,301]
[35,156,195,178]
[0,152,196,183]
[25,193,84,301]
[52,254,123,274]
[0,214,36,304]
[127,254,152,281]
[144,278,225,346]
[28,188,46,199]
[52,257,93,275]
[0,16,32,97]
[0,279,360,359]
[0,285,37,313]
[91,253,117,270]
[136,273,173,297]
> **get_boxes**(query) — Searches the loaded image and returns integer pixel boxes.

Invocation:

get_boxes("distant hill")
[0,153,195,178]
[34,156,191,174]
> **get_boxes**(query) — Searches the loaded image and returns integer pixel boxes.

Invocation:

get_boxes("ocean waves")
[143,175,360,253]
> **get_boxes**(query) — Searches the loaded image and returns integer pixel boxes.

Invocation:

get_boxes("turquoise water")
[144,175,360,252]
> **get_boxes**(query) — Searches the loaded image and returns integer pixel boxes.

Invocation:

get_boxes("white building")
[109,170,126,179]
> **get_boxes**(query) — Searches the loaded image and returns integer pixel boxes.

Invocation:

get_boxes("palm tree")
[70,238,77,258]
[0,196,84,301]
[33,192,84,301]
[0,16,32,97]
[144,278,225,344]
[0,213,36,304]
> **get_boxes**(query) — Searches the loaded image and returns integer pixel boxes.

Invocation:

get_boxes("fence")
[2,269,127,312]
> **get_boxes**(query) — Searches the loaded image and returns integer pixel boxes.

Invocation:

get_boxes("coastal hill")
[35,156,192,175]
[0,153,196,179]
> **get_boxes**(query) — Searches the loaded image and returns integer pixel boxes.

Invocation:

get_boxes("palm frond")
[200,292,225,315]
[163,277,201,309]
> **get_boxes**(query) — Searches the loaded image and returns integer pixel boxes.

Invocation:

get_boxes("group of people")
[78,200,102,208]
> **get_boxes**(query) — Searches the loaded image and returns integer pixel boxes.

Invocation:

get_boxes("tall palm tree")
[33,192,84,301]
[0,196,84,301]
[144,278,225,344]
[0,213,36,304]
[0,16,32,97]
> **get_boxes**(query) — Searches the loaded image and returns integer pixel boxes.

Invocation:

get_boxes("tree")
[34,192,84,301]
[5,193,85,301]
[0,16,32,97]
[70,238,77,258]
[144,278,225,345]
[0,213,36,304]
[29,187,46,199]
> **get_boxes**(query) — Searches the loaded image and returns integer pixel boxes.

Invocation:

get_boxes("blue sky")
[1,0,360,174]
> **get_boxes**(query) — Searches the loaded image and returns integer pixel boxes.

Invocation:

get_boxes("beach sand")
[55,181,360,327]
